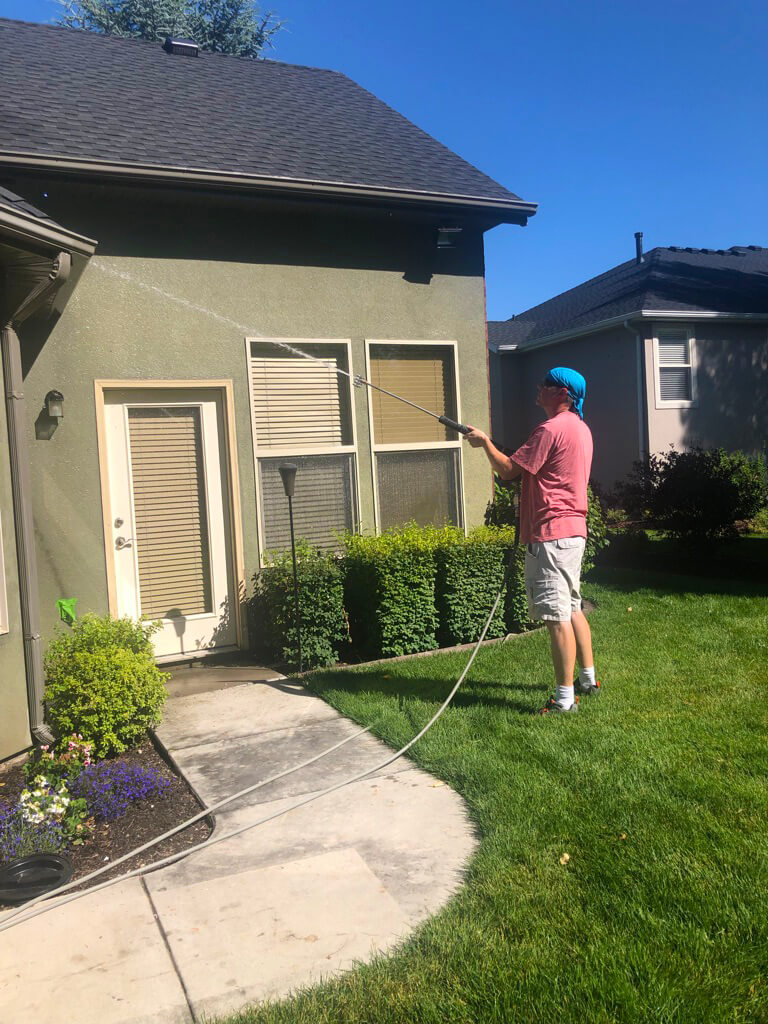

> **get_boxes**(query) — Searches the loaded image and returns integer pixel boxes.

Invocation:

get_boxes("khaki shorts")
[524,537,586,622]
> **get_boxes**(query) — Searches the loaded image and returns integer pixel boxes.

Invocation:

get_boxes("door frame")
[94,379,246,652]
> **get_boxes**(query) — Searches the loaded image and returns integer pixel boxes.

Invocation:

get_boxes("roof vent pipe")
[162,37,199,57]
[634,231,643,264]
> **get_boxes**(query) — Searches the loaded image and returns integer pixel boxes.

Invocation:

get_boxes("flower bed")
[0,734,211,904]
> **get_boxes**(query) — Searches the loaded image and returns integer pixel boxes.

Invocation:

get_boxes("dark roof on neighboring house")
[489,245,768,349]
[0,18,536,221]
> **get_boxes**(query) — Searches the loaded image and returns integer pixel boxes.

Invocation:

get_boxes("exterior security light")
[45,390,64,421]
[436,226,462,249]
[278,463,298,498]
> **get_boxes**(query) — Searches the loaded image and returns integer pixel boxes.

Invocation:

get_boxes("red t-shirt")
[511,410,593,544]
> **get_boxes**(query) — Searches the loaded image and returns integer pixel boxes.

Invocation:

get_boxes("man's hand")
[464,426,489,449]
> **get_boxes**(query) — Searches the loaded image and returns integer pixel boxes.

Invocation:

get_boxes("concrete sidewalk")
[0,667,477,1024]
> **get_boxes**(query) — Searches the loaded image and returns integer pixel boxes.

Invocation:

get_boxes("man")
[465,367,599,713]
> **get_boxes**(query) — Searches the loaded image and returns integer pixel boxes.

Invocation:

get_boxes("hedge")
[436,525,515,645]
[343,524,443,658]
[250,542,348,669]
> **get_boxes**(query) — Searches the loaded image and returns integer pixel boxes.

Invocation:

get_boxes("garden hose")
[0,556,515,936]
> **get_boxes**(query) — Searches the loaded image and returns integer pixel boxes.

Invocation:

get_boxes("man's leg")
[571,609,593,671]
[546,620,576,708]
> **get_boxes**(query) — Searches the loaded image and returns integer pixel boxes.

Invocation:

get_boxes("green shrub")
[436,525,515,645]
[44,615,168,758]
[343,523,445,658]
[618,447,767,541]
[251,542,348,669]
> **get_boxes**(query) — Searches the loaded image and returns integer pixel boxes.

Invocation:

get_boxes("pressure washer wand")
[352,374,471,434]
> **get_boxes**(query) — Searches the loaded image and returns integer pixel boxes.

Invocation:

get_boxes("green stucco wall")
[0,353,32,759]
[16,180,497,649]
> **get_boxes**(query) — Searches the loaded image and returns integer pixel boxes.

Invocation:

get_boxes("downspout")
[622,318,648,460]
[1,251,71,744]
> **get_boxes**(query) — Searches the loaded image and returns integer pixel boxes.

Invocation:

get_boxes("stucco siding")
[494,327,641,489]
[16,180,496,648]
[645,321,768,457]
[0,354,32,759]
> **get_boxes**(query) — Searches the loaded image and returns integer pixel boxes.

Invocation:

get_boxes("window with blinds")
[368,342,463,531]
[260,455,356,551]
[127,407,213,620]
[376,449,461,531]
[657,329,694,403]
[249,341,358,556]
[250,342,353,449]
[369,344,457,443]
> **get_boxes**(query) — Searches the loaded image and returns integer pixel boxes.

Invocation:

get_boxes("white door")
[103,388,237,660]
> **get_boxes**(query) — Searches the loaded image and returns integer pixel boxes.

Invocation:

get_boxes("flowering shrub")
[70,761,170,821]
[17,777,90,846]
[24,734,93,789]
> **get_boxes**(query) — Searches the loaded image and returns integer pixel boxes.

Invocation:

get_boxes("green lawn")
[221,565,768,1024]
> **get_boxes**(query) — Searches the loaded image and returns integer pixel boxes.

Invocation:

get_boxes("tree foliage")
[56,0,282,58]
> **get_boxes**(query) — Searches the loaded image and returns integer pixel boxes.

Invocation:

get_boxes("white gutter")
[0,151,539,223]
[494,309,768,353]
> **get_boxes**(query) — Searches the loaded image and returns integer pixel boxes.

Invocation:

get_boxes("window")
[654,327,697,407]
[248,340,358,553]
[367,341,463,530]
[0,511,8,635]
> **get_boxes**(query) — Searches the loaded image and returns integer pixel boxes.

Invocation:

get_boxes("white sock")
[579,666,596,686]
[555,684,574,709]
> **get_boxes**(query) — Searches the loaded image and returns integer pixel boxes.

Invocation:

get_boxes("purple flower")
[0,801,65,863]
[70,762,170,821]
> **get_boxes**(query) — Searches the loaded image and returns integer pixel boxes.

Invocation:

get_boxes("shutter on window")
[128,407,212,620]
[259,455,355,551]
[370,346,455,443]
[250,346,348,448]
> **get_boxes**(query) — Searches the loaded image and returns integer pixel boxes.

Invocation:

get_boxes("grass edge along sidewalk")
[218,566,768,1024]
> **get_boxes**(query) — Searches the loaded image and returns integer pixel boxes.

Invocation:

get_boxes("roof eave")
[0,151,538,225]
[494,309,768,352]
[0,202,97,256]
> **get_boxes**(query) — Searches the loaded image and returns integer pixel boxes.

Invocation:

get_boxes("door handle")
[115,536,133,550]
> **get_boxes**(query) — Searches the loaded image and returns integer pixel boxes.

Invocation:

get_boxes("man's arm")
[464,427,523,480]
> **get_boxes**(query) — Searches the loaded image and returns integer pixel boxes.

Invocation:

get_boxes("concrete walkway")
[0,664,477,1024]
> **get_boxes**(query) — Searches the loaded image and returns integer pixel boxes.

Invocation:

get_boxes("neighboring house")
[488,238,768,489]
[0,18,536,758]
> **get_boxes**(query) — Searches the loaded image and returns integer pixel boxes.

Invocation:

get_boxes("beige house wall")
[496,327,641,489]
[644,320,768,457]
[0,354,32,759]
[15,179,497,649]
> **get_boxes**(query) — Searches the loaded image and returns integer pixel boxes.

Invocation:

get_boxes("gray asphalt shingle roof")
[0,18,533,215]
[489,246,768,348]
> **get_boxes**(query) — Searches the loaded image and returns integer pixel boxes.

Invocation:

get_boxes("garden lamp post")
[278,463,303,674]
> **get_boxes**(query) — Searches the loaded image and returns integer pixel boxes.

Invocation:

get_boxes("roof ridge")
[0,16,346,76]
[504,253,649,322]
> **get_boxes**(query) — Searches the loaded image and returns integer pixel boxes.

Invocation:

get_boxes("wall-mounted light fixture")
[45,390,64,421]
[436,226,462,250]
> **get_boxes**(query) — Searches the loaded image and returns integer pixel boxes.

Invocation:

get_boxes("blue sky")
[2,0,767,319]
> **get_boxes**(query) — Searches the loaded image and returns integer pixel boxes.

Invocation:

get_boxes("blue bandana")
[545,367,586,419]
